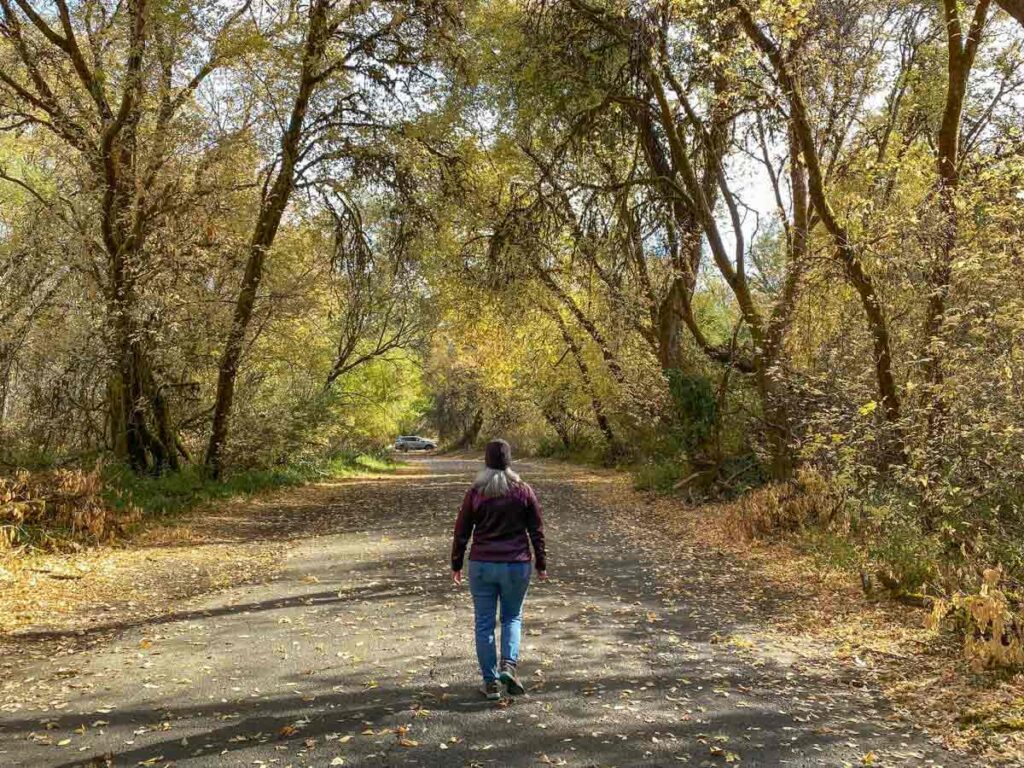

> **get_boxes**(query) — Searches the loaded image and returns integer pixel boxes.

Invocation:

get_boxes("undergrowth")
[535,440,610,466]
[623,454,1024,674]
[1,452,398,553]
[633,458,689,493]
[105,452,396,519]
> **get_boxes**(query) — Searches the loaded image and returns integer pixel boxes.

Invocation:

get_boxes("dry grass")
[719,468,842,541]
[0,465,139,551]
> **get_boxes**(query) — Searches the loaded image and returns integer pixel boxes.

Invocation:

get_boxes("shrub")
[536,434,608,464]
[633,459,689,493]
[0,464,138,550]
[665,369,717,451]
[867,512,943,592]
[929,568,1024,671]
[722,468,841,540]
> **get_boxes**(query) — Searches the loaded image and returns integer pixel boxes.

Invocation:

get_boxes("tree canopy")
[2,0,1023,581]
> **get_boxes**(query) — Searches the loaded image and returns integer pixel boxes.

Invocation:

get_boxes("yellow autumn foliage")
[929,568,1024,671]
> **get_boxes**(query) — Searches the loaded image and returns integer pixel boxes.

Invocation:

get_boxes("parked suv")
[394,435,437,451]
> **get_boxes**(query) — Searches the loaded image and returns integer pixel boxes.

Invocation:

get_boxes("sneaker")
[499,664,526,696]
[480,680,501,700]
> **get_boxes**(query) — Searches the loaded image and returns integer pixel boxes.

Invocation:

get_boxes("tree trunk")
[657,277,688,371]
[550,310,617,449]
[0,342,13,433]
[759,124,808,480]
[456,408,484,449]
[635,98,729,374]
[205,0,331,478]
[925,0,990,435]
[99,0,179,473]
[109,337,149,472]
[733,5,904,452]
[534,267,626,384]
[542,410,573,449]
[105,166,178,470]
[108,313,179,473]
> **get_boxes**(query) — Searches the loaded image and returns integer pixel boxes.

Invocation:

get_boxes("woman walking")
[451,439,547,699]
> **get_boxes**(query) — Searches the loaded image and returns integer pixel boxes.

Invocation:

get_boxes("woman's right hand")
[536,570,548,581]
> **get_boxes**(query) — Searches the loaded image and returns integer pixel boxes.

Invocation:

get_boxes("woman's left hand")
[452,570,462,586]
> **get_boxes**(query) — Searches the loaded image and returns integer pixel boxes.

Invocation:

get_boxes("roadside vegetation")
[1,453,397,553]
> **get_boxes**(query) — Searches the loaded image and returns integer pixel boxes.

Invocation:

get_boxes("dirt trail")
[0,456,968,767]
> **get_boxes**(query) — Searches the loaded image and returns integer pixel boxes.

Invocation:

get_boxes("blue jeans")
[468,560,531,683]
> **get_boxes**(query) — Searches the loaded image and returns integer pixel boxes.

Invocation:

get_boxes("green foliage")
[633,459,689,493]
[536,435,611,465]
[105,453,397,519]
[665,369,717,451]
[866,509,943,592]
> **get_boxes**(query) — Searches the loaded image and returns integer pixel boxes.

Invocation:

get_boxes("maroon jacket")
[450,483,546,572]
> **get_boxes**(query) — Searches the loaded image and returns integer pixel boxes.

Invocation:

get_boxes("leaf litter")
[0,458,997,766]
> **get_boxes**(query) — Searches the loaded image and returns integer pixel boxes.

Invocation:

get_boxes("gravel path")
[0,456,968,767]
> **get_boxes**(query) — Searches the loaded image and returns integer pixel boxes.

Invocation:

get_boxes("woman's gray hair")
[473,467,522,499]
